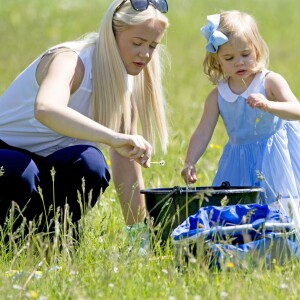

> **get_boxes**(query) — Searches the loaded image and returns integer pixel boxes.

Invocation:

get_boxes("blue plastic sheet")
[171,204,298,268]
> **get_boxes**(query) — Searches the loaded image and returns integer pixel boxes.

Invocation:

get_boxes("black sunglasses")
[115,0,168,14]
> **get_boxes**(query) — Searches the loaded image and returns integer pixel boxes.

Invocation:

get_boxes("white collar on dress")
[218,69,268,102]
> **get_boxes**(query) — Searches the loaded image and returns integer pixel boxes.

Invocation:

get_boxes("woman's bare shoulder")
[36,48,85,93]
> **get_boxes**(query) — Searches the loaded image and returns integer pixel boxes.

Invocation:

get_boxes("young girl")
[181,11,300,207]
[0,0,169,234]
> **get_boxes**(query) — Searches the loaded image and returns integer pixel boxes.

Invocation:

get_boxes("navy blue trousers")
[0,140,110,231]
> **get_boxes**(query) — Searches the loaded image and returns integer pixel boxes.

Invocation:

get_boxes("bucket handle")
[147,186,181,214]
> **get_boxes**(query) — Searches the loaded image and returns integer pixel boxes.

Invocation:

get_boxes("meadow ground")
[1,0,300,299]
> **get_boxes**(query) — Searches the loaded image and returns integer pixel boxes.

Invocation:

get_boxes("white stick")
[150,160,165,166]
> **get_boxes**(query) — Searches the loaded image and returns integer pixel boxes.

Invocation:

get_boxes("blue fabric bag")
[171,204,298,269]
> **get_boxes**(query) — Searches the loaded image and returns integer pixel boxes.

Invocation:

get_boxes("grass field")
[1,0,300,299]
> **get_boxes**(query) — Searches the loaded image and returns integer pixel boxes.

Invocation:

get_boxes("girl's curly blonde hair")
[203,10,269,84]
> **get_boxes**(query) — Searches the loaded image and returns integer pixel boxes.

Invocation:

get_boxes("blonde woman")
[0,0,169,236]
[181,11,300,206]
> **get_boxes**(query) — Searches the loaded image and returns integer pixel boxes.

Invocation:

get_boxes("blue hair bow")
[201,14,228,53]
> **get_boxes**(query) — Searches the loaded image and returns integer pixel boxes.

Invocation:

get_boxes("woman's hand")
[111,133,152,168]
[181,163,197,184]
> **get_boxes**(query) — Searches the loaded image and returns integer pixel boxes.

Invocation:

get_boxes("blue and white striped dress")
[213,69,300,207]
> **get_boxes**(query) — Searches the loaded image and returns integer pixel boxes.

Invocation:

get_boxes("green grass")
[1,0,300,299]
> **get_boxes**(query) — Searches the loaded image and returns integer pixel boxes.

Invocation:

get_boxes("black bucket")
[141,182,264,243]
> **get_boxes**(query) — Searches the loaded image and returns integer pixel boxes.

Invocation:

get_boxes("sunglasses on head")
[115,0,168,14]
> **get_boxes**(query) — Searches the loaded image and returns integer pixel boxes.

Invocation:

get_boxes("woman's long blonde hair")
[84,0,169,153]
[203,10,269,84]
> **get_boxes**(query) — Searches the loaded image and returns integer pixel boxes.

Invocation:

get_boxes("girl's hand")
[246,93,269,111]
[181,163,197,184]
[112,134,152,168]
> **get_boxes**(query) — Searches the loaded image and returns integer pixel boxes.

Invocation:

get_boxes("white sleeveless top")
[0,42,95,156]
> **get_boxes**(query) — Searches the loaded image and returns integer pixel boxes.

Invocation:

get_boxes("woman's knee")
[48,145,110,184]
[78,146,111,189]
[45,145,111,207]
